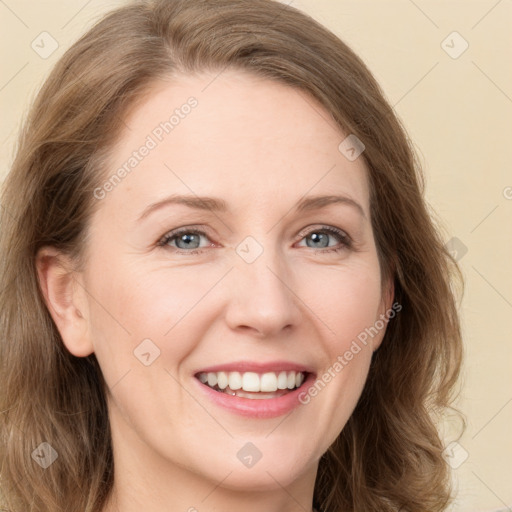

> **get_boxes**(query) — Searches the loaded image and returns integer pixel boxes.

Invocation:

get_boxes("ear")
[372,274,395,352]
[35,246,93,357]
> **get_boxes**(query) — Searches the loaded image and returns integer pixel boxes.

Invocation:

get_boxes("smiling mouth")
[195,370,308,400]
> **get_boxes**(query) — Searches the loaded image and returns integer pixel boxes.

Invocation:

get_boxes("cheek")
[299,256,384,349]
[84,254,217,371]
[293,258,382,432]
[86,245,383,369]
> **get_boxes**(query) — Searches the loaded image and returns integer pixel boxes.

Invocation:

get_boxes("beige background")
[1,1,511,511]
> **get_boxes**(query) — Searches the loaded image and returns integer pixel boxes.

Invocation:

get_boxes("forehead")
[99,69,370,219]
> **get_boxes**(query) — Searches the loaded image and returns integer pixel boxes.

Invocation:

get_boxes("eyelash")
[156,225,352,255]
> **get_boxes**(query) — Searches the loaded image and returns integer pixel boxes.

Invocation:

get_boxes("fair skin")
[36,70,393,512]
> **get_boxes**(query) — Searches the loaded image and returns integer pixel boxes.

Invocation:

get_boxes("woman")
[0,0,465,511]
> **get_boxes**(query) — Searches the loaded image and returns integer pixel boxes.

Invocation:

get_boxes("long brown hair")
[0,0,465,510]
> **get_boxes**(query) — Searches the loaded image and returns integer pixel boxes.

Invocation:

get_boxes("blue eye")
[157,228,211,254]
[157,225,351,255]
[298,226,351,253]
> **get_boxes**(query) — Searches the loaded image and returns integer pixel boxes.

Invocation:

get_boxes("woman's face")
[58,70,393,495]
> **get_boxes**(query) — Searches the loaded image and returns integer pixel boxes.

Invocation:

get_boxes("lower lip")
[193,373,316,419]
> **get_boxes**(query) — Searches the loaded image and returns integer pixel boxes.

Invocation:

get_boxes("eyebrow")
[137,193,366,221]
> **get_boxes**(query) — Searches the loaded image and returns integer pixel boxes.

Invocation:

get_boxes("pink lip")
[194,360,315,375]
[192,369,316,419]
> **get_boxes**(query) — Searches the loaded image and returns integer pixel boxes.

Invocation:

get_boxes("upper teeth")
[197,371,305,392]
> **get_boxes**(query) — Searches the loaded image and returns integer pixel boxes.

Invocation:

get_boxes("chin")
[198,446,310,492]
[208,466,301,492]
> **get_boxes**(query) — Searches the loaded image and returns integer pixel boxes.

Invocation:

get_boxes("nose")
[224,240,303,338]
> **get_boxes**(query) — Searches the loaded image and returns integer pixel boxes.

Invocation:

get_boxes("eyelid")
[156,225,213,250]
[295,225,353,253]
[157,223,353,253]
[296,224,351,242]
